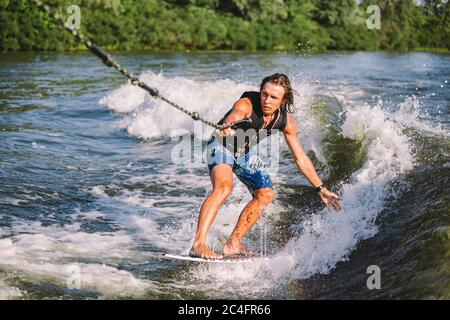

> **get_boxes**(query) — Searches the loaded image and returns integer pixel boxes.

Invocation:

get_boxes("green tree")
[0,0,448,52]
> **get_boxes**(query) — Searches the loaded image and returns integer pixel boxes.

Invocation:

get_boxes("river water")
[0,51,448,299]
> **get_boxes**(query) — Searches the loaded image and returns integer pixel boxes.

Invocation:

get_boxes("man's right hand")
[218,122,236,137]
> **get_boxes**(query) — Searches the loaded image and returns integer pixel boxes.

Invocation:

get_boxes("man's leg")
[223,188,274,256]
[190,164,234,259]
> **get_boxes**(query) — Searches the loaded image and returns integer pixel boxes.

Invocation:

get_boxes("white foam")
[183,261,274,298]
[391,95,447,136]
[100,72,255,140]
[99,82,146,114]
[87,184,199,252]
[0,222,160,298]
[0,279,23,300]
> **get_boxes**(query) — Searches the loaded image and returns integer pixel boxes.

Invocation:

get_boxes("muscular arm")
[219,98,252,136]
[283,114,342,211]
[283,114,323,188]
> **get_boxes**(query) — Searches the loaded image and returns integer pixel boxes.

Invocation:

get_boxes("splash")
[271,102,414,281]
[0,221,159,298]
[100,72,254,140]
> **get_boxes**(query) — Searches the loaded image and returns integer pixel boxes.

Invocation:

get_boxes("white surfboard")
[161,253,269,263]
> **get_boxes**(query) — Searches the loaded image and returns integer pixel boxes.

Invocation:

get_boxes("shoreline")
[2,48,449,55]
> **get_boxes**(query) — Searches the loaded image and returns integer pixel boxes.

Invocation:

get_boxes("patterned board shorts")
[206,139,273,196]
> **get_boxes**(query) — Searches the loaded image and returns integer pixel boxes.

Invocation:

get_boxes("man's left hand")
[319,188,342,211]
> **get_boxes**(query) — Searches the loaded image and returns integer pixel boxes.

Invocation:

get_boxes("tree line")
[0,0,448,52]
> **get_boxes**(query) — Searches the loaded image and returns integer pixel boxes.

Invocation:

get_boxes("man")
[190,73,342,260]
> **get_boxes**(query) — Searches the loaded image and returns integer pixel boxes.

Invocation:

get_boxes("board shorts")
[206,139,273,196]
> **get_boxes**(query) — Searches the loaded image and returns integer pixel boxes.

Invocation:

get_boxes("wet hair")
[260,73,297,113]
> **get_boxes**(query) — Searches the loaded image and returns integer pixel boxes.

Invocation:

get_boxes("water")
[0,51,448,299]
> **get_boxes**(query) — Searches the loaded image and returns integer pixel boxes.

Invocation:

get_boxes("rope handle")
[219,118,253,130]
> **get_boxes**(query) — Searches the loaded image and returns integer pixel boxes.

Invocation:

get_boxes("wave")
[1,72,445,299]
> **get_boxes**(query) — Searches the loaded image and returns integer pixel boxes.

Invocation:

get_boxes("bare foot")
[223,241,260,257]
[189,243,223,260]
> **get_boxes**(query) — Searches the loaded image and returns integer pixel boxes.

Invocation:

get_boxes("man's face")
[260,83,285,116]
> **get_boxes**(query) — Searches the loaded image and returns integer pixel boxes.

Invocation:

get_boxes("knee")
[213,183,233,200]
[255,189,275,205]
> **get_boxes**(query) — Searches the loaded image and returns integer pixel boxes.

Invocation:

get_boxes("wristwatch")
[315,184,326,193]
